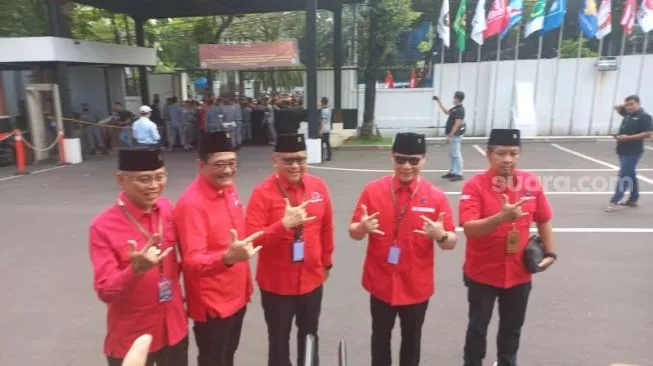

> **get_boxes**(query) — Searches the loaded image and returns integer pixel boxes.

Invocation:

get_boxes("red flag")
[483,0,510,39]
[384,70,394,88]
[409,68,417,88]
[621,0,637,36]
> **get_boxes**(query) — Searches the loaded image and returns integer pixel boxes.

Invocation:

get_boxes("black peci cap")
[275,133,307,153]
[118,148,164,172]
[488,129,521,146]
[392,132,426,155]
[199,131,234,157]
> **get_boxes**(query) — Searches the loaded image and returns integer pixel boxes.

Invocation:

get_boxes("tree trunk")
[361,0,381,139]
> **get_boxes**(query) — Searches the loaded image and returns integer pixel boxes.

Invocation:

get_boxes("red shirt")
[174,176,252,322]
[89,193,187,359]
[246,173,335,295]
[459,169,553,289]
[351,175,456,306]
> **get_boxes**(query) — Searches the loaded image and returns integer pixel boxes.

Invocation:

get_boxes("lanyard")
[275,176,307,240]
[390,177,421,241]
[118,200,164,272]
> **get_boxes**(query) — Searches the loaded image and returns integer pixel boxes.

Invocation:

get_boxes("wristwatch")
[325,264,333,270]
[544,252,558,260]
[436,233,449,244]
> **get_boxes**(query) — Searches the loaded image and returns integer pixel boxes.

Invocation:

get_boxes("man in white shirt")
[132,105,161,148]
[319,97,332,161]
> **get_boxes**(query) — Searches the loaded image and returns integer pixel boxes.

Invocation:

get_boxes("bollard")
[57,130,70,165]
[14,129,28,175]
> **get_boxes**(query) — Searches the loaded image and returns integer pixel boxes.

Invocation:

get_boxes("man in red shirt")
[349,132,457,366]
[89,148,188,366]
[459,129,557,366]
[246,133,335,366]
[174,131,263,366]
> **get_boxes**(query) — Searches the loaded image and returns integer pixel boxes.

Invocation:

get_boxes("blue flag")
[500,0,524,40]
[578,0,598,39]
[541,0,567,35]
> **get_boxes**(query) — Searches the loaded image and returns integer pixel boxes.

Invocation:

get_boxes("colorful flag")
[578,0,598,39]
[524,0,547,38]
[638,0,653,33]
[542,0,567,35]
[500,0,524,39]
[596,0,612,39]
[471,0,488,44]
[453,0,468,51]
[483,0,510,38]
[384,70,394,88]
[437,0,451,48]
[621,0,637,36]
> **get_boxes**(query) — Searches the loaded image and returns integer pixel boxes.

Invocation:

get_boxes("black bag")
[523,234,544,274]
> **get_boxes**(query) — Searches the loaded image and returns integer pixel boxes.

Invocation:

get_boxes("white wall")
[357,55,653,137]
[304,69,358,109]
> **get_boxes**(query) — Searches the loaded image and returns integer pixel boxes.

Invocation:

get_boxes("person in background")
[605,95,653,212]
[111,102,135,148]
[221,98,239,149]
[318,97,332,161]
[435,91,466,181]
[167,97,190,152]
[206,98,223,134]
[89,148,188,366]
[132,105,161,148]
[80,102,107,155]
[241,98,253,145]
[349,132,457,366]
[246,133,335,366]
[458,129,556,366]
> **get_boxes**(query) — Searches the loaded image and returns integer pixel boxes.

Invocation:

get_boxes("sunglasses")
[281,157,307,165]
[394,156,422,166]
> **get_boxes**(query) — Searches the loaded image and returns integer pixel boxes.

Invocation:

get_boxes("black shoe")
[442,173,454,179]
[449,174,464,181]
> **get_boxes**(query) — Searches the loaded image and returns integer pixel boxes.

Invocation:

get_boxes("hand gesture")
[128,234,173,276]
[281,198,316,229]
[413,213,446,240]
[224,229,264,265]
[358,204,384,235]
[500,194,529,221]
[537,256,555,272]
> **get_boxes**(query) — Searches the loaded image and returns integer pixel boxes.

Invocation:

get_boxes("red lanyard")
[390,177,421,241]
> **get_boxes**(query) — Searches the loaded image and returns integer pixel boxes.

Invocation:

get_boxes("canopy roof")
[74,0,363,19]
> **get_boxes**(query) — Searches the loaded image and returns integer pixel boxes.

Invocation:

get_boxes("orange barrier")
[56,130,69,165]
[14,129,27,175]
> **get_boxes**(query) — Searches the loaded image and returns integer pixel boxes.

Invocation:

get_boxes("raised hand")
[413,212,446,240]
[358,204,384,235]
[500,194,529,221]
[127,234,173,276]
[224,229,264,265]
[281,198,316,229]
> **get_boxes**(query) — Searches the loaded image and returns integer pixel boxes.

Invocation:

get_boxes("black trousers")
[261,286,323,366]
[463,277,532,366]
[193,306,247,366]
[321,133,332,160]
[107,336,188,366]
[370,295,429,366]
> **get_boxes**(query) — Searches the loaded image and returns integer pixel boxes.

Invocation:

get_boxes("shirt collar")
[392,175,420,193]
[197,174,230,200]
[117,192,160,219]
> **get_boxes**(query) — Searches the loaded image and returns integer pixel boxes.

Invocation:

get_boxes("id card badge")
[292,240,305,262]
[387,244,401,265]
[506,230,520,254]
[158,278,173,303]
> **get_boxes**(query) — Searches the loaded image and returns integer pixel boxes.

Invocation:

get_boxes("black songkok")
[488,129,521,146]
[275,133,307,153]
[199,131,234,157]
[118,148,164,172]
[392,132,426,155]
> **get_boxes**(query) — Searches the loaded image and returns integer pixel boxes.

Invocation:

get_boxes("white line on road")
[308,166,653,173]
[645,145,653,151]
[443,191,653,195]
[551,143,653,185]
[453,227,653,233]
[0,165,72,183]
[472,144,487,156]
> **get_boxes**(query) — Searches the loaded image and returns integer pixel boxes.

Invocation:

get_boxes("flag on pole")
[621,0,637,36]
[484,0,510,38]
[578,0,598,39]
[453,0,468,51]
[524,0,546,37]
[384,70,394,88]
[437,0,451,48]
[471,0,488,44]
[542,0,567,35]
[637,0,653,33]
[596,0,612,39]
[499,0,524,39]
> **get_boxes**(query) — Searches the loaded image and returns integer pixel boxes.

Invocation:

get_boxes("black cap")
[488,129,521,146]
[275,133,306,153]
[199,131,234,157]
[118,148,164,172]
[392,132,426,155]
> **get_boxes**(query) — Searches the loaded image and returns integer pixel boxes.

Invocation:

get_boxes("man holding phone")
[434,92,466,181]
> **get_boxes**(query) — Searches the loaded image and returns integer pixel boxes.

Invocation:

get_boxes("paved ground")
[1,140,652,366]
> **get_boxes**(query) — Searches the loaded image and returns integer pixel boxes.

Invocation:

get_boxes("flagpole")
[509,23,522,129]
[438,43,445,137]
[490,38,501,130]
[457,50,463,89]
[568,29,583,136]
[472,44,482,135]
[636,32,649,95]
[588,39,604,135]
[534,36,543,104]
[548,21,565,135]
[608,31,627,134]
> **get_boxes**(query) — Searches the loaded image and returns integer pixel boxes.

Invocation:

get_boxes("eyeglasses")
[281,157,307,166]
[129,173,168,185]
[393,156,422,166]
[208,160,238,170]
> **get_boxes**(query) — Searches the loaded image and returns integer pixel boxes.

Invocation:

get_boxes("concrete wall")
[356,54,653,137]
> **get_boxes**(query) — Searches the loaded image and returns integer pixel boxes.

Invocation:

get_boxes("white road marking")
[308,166,653,173]
[472,144,487,156]
[453,227,653,233]
[551,143,653,185]
[644,145,653,151]
[0,164,72,183]
[443,191,653,195]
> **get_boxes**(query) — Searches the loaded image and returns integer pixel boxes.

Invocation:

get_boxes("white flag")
[438,0,451,48]
[471,0,488,44]
[638,0,653,33]
[524,0,546,38]
[596,0,612,39]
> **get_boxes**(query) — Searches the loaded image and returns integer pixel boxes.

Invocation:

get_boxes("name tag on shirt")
[292,240,305,262]
[158,278,173,303]
[387,245,401,265]
[411,206,435,213]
